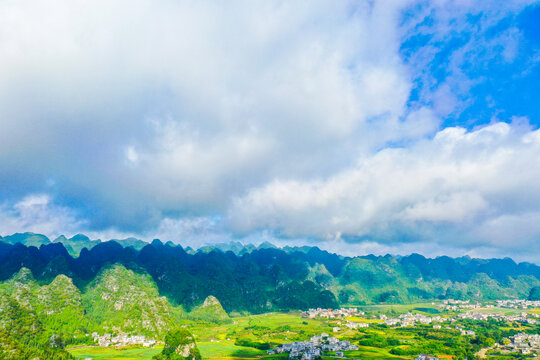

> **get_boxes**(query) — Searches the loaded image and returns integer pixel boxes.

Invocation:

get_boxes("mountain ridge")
[0,234,538,313]
[2,232,539,268]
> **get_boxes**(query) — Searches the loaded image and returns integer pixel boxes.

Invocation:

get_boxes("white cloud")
[400,192,488,223]
[0,194,148,242]
[473,212,540,248]
[125,146,139,164]
[0,194,85,239]
[0,0,432,230]
[152,216,231,248]
[229,122,540,259]
[0,0,538,261]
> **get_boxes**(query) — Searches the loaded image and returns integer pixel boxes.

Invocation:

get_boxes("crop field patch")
[68,345,162,360]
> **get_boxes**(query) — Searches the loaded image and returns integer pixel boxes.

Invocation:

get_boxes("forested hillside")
[0,286,74,359]
[0,233,538,312]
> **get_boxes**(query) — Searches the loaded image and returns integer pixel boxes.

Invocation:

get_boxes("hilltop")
[83,264,178,336]
[190,295,232,323]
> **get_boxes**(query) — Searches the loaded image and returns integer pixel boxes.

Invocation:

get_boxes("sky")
[0,0,539,262]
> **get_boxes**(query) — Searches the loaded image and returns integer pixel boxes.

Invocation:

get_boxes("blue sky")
[401,1,540,129]
[0,0,539,262]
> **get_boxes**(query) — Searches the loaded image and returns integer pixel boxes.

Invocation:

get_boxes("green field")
[198,341,267,359]
[68,341,271,360]
[474,307,523,315]
[68,345,162,359]
[65,304,540,360]
[343,346,410,359]
[355,302,441,315]
[189,311,330,344]
[530,308,540,315]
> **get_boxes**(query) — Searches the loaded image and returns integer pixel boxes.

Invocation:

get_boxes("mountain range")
[1,232,539,311]
[1,232,539,358]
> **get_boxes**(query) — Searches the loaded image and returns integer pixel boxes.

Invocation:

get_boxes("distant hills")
[0,232,539,312]
[0,232,282,257]
[0,232,148,256]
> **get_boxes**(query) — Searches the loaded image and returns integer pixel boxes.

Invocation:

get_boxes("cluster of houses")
[380,313,444,327]
[303,308,364,319]
[454,326,475,336]
[380,312,480,337]
[458,310,538,324]
[438,299,540,311]
[336,320,369,329]
[496,299,540,309]
[268,333,359,359]
[415,355,440,360]
[439,299,481,311]
[496,333,540,355]
[91,332,156,347]
[379,305,538,332]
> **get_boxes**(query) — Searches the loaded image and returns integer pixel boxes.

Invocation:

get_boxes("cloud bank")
[0,0,539,261]
[230,121,540,260]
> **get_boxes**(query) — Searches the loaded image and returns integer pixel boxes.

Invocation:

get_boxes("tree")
[528,286,540,301]
[153,329,201,360]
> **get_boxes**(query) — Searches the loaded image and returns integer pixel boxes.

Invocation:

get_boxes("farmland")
[68,303,540,359]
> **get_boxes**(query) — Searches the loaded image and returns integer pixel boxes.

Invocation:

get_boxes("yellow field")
[344,316,383,323]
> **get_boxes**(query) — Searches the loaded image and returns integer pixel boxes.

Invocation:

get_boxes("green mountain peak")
[191,295,231,324]
[153,328,201,360]
[202,295,221,307]
[12,267,35,283]
[83,264,176,336]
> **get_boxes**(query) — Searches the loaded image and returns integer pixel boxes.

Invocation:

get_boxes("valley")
[64,304,540,360]
[0,233,539,360]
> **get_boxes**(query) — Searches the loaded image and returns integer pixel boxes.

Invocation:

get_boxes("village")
[414,355,440,360]
[91,332,156,347]
[380,308,538,328]
[303,308,364,319]
[267,333,359,360]
[304,300,539,331]
[458,310,538,324]
[497,333,540,356]
[438,298,540,311]
[299,303,540,358]
[439,299,482,311]
[84,302,538,360]
[496,299,540,309]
